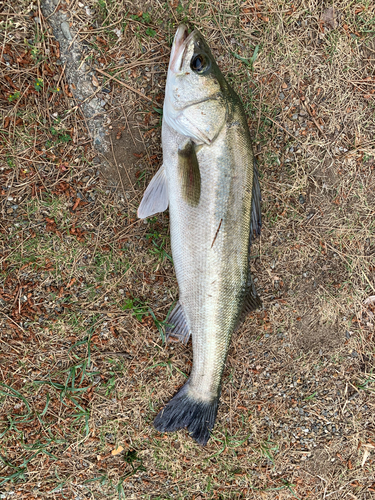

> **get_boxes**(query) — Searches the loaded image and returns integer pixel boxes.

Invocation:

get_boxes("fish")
[138,25,262,445]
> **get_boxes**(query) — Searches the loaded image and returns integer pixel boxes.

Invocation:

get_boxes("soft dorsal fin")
[242,161,262,316]
[178,141,201,207]
[165,301,191,344]
[242,272,262,315]
[138,165,168,219]
[250,161,261,245]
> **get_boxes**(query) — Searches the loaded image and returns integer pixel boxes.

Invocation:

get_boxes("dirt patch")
[295,313,342,353]
[102,116,146,190]
[305,448,336,478]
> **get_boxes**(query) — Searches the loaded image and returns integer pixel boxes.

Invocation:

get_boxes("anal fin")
[165,301,191,344]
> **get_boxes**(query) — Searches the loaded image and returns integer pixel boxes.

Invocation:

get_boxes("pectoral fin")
[178,141,201,207]
[137,165,168,219]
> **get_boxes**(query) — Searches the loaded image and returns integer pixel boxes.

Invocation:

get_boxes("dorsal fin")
[250,160,261,245]
[242,273,262,315]
[242,160,262,316]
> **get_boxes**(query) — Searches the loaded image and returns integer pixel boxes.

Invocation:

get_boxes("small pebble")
[60,22,72,41]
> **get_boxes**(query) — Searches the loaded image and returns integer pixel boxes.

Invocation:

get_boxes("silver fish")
[138,25,261,445]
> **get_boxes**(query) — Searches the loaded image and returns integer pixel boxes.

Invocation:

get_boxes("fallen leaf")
[92,75,99,87]
[72,198,81,211]
[361,444,375,467]
[111,445,124,456]
[320,7,339,29]
[67,277,76,288]
[364,296,375,306]
[361,448,370,467]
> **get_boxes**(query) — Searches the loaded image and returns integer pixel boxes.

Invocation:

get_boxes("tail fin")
[153,382,219,445]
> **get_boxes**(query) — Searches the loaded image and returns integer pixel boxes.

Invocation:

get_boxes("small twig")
[49,63,66,105]
[112,219,142,241]
[209,3,231,52]
[0,312,28,339]
[350,80,375,100]
[96,352,132,359]
[95,68,155,104]
[137,124,153,176]
[301,102,327,139]
[264,114,300,142]
[90,213,102,265]
[11,284,21,311]
[0,337,21,354]
[121,104,136,147]
[0,234,33,265]
[80,269,131,308]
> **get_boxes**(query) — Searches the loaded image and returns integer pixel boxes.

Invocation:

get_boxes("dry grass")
[1,0,374,498]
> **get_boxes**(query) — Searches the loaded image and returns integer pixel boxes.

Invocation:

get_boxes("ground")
[0,0,375,499]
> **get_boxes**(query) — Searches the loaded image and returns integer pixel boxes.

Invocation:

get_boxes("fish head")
[164,25,228,145]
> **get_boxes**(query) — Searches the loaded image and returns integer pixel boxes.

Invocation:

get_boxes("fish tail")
[153,381,219,445]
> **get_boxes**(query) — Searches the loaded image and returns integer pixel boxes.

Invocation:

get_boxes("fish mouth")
[169,25,196,73]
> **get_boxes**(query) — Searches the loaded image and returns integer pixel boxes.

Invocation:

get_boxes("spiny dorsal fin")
[250,160,261,245]
[165,300,191,344]
[138,165,168,219]
[178,141,201,207]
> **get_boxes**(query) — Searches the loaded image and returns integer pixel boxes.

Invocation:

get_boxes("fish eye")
[191,54,208,73]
